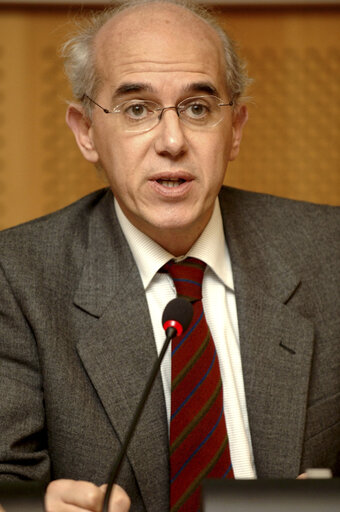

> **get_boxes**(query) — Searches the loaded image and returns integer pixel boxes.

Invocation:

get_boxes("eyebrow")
[113,81,219,100]
[114,82,155,97]
[183,82,219,96]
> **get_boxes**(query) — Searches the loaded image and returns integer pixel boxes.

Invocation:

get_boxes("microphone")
[102,297,193,512]
[162,296,194,338]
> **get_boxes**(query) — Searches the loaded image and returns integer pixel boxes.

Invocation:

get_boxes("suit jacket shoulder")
[219,186,339,262]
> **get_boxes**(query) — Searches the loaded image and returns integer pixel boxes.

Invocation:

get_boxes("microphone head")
[162,297,193,337]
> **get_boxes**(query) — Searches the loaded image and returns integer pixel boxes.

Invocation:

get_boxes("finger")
[46,503,93,512]
[45,479,103,512]
[99,483,131,512]
[297,473,307,479]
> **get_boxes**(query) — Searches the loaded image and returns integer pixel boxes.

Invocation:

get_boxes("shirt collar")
[114,199,234,292]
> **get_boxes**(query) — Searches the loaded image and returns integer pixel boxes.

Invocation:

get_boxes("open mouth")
[156,178,186,188]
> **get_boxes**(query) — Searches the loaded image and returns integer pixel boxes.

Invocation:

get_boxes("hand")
[45,479,131,512]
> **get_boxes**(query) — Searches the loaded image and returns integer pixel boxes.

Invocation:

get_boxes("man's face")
[68,3,247,253]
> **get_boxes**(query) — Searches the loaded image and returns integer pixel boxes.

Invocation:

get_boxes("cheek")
[199,133,232,177]
[93,132,127,172]
[98,138,151,199]
[217,132,235,171]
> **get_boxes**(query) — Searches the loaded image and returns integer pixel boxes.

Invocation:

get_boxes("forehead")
[93,3,226,97]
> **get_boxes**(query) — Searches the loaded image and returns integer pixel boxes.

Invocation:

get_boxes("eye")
[125,103,150,119]
[120,101,159,123]
[189,104,208,117]
[182,100,210,120]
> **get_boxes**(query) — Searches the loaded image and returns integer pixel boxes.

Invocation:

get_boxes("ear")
[66,103,99,163]
[229,104,248,161]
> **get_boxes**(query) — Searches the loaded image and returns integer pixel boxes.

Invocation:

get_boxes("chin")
[150,214,196,231]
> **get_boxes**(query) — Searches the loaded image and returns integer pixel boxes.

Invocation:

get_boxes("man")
[0,1,339,511]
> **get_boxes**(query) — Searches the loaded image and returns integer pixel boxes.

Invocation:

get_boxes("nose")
[153,108,187,158]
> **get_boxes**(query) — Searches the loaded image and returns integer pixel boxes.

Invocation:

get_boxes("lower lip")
[150,179,193,198]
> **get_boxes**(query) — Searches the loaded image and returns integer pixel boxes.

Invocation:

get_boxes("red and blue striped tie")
[164,257,234,512]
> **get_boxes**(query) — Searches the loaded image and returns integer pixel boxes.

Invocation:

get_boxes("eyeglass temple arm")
[81,94,111,114]
[219,100,234,107]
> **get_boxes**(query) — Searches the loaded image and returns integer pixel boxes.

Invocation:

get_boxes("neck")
[115,200,215,257]
[148,227,202,257]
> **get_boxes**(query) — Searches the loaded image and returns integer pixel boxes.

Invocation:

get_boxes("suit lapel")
[220,188,314,477]
[73,192,169,511]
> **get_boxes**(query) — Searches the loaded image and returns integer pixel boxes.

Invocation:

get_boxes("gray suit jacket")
[0,187,339,511]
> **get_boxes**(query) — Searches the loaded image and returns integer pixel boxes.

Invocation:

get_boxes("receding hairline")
[92,1,226,66]
[89,0,229,105]
[95,0,222,31]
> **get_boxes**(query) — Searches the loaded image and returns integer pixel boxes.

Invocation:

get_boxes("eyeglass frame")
[81,93,234,133]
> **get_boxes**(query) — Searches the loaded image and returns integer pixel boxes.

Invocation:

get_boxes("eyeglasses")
[82,94,233,133]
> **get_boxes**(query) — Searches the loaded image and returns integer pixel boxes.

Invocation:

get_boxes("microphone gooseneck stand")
[102,297,193,512]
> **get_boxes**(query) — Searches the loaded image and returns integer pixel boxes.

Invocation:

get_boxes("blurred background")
[0,0,339,230]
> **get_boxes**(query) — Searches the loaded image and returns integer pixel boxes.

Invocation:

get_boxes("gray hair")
[61,0,251,117]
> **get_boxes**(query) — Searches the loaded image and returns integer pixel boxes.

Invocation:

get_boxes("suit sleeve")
[0,263,50,482]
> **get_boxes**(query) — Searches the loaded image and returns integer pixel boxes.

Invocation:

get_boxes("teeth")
[158,179,184,187]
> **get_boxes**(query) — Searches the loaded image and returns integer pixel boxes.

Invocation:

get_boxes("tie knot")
[164,257,206,302]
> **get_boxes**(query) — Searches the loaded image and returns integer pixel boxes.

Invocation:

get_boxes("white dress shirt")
[115,198,256,478]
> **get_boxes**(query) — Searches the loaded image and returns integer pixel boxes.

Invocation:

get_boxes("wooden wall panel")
[0,8,105,230]
[0,5,339,230]
[220,7,340,204]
